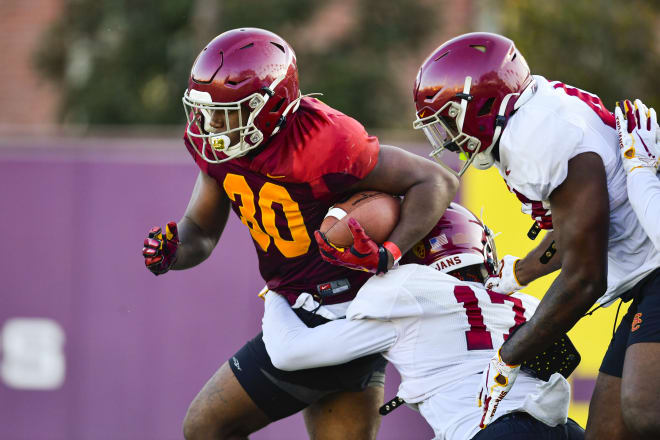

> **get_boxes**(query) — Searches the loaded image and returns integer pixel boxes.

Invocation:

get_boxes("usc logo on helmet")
[631,313,643,332]
[413,242,426,259]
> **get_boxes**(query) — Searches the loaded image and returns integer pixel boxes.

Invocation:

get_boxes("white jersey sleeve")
[627,169,660,250]
[261,292,397,371]
[346,264,425,320]
[498,104,584,203]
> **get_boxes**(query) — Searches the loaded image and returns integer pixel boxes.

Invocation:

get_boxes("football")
[320,191,401,247]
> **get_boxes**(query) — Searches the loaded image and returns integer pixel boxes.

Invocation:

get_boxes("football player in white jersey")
[261,203,584,440]
[412,32,660,439]
[614,98,660,250]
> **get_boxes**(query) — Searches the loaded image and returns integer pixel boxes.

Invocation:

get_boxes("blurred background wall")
[1,0,659,439]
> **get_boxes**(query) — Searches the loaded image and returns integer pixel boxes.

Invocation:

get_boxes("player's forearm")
[262,293,312,370]
[502,153,609,363]
[171,215,220,270]
[627,170,660,250]
[388,169,458,255]
[170,171,230,270]
[515,231,562,285]
[499,269,605,365]
[262,293,397,370]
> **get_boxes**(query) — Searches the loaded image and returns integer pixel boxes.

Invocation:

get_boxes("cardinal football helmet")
[413,32,536,176]
[183,28,300,163]
[402,203,499,280]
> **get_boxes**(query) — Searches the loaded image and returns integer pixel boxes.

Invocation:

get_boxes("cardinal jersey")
[184,97,379,305]
[347,264,570,440]
[496,75,660,304]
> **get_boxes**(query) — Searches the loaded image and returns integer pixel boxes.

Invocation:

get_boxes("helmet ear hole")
[270,98,286,113]
[478,97,495,116]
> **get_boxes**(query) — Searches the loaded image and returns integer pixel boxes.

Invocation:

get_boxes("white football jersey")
[347,264,570,440]
[496,75,660,305]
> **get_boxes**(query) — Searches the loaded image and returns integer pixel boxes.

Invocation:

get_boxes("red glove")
[142,222,180,275]
[315,218,391,274]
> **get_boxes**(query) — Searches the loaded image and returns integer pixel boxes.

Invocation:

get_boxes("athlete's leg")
[183,330,383,440]
[183,361,271,440]
[619,272,660,437]
[303,385,384,440]
[621,344,660,436]
[584,372,633,440]
[585,295,637,440]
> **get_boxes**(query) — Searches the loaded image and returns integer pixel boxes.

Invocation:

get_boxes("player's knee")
[621,398,660,437]
[182,405,230,440]
[183,406,251,440]
[309,421,379,440]
[182,408,211,440]
[182,416,200,440]
[357,421,380,440]
[339,410,381,440]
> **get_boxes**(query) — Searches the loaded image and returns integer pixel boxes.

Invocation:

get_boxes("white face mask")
[182,89,267,164]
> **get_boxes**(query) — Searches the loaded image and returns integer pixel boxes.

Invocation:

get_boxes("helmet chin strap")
[472,77,538,170]
[456,76,472,131]
[450,76,480,177]
[270,91,323,136]
[259,72,325,137]
[515,77,538,110]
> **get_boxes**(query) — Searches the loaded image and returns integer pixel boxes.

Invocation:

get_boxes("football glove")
[477,348,521,429]
[485,255,526,295]
[142,222,179,275]
[615,99,660,174]
[315,218,390,274]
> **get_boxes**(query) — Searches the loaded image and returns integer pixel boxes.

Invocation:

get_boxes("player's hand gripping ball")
[316,217,391,274]
[319,191,400,246]
[615,99,660,173]
[477,349,521,429]
[143,222,180,276]
[315,191,401,274]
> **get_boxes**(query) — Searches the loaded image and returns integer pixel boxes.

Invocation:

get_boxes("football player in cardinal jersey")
[262,203,585,440]
[412,32,660,439]
[142,28,458,439]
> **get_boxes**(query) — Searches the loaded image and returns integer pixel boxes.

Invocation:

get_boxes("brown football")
[320,191,401,247]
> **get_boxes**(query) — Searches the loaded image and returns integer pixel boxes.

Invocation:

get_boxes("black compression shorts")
[228,307,387,421]
[600,268,660,377]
